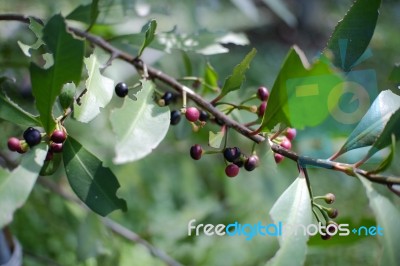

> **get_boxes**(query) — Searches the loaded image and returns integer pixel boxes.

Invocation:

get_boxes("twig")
[37,177,183,266]
[2,14,400,187]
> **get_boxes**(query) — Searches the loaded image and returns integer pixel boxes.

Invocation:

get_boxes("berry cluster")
[313,193,339,240]
[273,128,297,164]
[7,126,67,161]
[190,144,260,178]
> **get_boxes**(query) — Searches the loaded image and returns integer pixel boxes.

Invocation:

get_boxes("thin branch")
[37,177,183,266]
[2,14,400,187]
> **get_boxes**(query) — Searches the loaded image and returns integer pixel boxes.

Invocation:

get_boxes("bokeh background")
[1,0,400,265]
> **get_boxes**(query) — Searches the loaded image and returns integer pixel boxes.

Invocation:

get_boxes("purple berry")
[7,137,21,152]
[115,82,128,97]
[185,107,200,122]
[286,128,297,141]
[225,164,240,177]
[257,86,269,101]
[190,144,203,160]
[258,102,267,117]
[23,127,42,147]
[280,138,292,150]
[51,129,67,143]
[50,142,63,153]
[274,153,284,164]
[244,155,259,171]
[327,208,338,219]
[223,147,241,162]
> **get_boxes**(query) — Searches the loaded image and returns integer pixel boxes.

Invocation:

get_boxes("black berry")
[185,107,200,122]
[223,147,241,162]
[170,110,181,125]
[199,110,209,122]
[115,82,129,97]
[257,86,269,101]
[190,144,203,160]
[225,164,240,177]
[51,129,67,143]
[23,127,42,147]
[244,155,259,171]
[233,158,244,168]
[162,92,174,105]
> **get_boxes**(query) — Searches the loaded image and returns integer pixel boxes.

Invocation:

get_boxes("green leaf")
[30,14,84,133]
[40,153,62,176]
[63,137,127,216]
[59,82,76,111]
[267,172,312,266]
[368,135,395,174]
[260,46,343,131]
[203,62,219,93]
[358,175,400,266]
[325,0,381,71]
[74,53,114,123]
[389,64,400,83]
[218,48,256,99]
[0,145,47,228]
[66,0,100,29]
[138,19,157,57]
[0,90,41,127]
[334,90,400,157]
[110,80,170,164]
[17,17,44,57]
[209,130,224,149]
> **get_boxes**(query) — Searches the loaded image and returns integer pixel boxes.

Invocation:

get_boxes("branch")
[37,177,183,266]
[2,14,400,187]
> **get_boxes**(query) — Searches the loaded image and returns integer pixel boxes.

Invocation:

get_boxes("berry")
[115,82,129,97]
[324,193,336,204]
[326,221,338,235]
[244,155,259,171]
[190,144,203,160]
[7,137,21,152]
[258,102,267,117]
[185,107,200,122]
[257,86,269,101]
[327,208,338,219]
[215,117,224,126]
[223,147,241,162]
[51,130,67,143]
[321,232,332,240]
[225,164,240,177]
[286,128,297,141]
[280,138,292,150]
[199,110,209,122]
[45,151,54,161]
[170,110,181,125]
[50,142,63,153]
[23,127,42,147]
[274,153,284,164]
[162,92,174,105]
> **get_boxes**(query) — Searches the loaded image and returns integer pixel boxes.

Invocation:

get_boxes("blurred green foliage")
[1,0,400,265]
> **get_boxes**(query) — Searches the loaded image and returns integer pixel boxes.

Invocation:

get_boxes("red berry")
[225,164,240,177]
[51,130,67,143]
[185,107,200,122]
[244,155,259,171]
[50,142,63,153]
[258,102,267,117]
[7,137,21,152]
[190,144,203,160]
[274,153,284,164]
[257,86,269,101]
[280,138,292,150]
[286,128,297,141]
